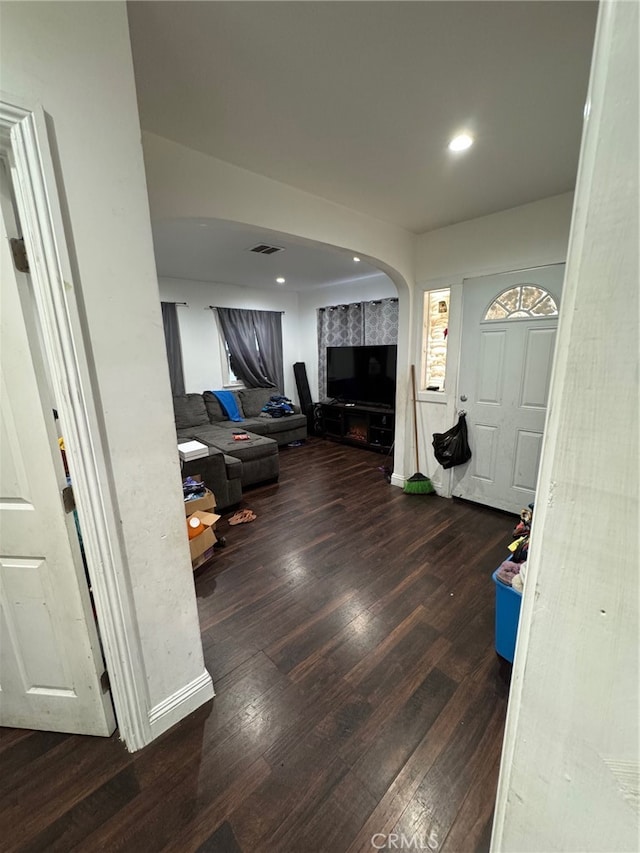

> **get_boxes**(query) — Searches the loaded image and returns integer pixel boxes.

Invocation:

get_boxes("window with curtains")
[215,307,284,392]
[317,298,399,398]
[218,335,244,388]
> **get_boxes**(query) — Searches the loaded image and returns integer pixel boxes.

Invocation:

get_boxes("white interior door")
[0,163,116,736]
[452,265,564,514]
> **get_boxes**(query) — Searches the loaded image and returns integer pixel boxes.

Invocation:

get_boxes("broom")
[404,365,435,495]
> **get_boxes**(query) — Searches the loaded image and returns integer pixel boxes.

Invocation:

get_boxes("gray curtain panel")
[161,302,185,396]
[317,302,364,399]
[253,310,284,393]
[317,299,398,398]
[216,307,282,390]
[364,298,399,345]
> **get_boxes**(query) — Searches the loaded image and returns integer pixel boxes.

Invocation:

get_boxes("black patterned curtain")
[317,303,363,400]
[317,298,398,398]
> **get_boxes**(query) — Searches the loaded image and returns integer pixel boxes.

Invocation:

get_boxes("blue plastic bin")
[492,569,522,663]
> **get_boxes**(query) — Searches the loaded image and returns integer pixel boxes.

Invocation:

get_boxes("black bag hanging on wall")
[432,413,472,469]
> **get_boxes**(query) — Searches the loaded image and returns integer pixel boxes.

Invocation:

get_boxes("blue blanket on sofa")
[211,390,244,422]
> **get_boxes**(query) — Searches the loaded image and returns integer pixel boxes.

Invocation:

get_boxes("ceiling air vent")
[249,244,285,255]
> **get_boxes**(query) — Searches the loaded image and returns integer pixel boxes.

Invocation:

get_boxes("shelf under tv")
[319,401,395,452]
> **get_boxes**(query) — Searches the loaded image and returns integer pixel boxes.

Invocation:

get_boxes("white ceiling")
[152,218,390,291]
[128,0,597,235]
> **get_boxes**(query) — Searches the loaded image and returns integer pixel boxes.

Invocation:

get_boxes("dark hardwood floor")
[0,438,513,853]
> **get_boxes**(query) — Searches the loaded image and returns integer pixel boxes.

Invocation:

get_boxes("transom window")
[484,285,558,321]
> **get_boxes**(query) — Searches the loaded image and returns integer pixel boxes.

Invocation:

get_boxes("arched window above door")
[483,285,558,321]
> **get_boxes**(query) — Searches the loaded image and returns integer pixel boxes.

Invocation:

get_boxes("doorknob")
[460,394,468,402]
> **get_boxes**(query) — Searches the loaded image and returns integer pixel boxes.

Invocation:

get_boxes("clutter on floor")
[492,501,534,663]
[228,508,257,525]
[183,476,220,570]
[495,502,534,588]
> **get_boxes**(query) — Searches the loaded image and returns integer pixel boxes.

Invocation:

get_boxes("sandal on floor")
[228,509,257,525]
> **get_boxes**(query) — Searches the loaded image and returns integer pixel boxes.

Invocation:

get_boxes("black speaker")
[293,362,314,430]
[312,402,324,437]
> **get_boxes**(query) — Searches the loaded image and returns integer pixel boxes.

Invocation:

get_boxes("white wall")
[415,192,574,283]
[492,2,639,850]
[0,1,211,743]
[412,193,574,493]
[143,133,414,290]
[297,273,398,400]
[158,277,300,397]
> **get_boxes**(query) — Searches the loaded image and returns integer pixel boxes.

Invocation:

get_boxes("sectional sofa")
[173,388,307,510]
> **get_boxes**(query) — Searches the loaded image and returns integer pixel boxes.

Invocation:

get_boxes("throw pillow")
[173,394,209,430]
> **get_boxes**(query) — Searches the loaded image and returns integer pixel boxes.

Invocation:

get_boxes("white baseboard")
[148,669,215,739]
[391,471,449,494]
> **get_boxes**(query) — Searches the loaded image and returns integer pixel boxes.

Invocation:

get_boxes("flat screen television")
[326,344,397,408]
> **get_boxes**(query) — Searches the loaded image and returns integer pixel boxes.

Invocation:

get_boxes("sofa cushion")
[173,394,209,430]
[244,413,307,436]
[222,454,243,480]
[203,390,244,422]
[201,430,278,463]
[203,391,225,423]
[238,387,274,417]
[186,424,232,446]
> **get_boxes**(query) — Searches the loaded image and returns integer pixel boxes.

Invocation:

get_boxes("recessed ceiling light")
[448,133,474,152]
[276,277,286,284]
[353,256,361,263]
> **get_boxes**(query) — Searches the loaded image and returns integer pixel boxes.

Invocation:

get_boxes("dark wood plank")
[15,767,141,853]
[389,687,507,851]
[195,821,243,853]
[440,751,502,853]
[350,667,459,801]
[0,440,514,852]
[344,674,496,853]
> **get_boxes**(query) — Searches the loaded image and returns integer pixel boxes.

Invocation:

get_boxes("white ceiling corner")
[129,0,598,286]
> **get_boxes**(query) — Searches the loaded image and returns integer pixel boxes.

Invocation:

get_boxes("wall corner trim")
[390,473,405,488]
[148,670,215,738]
[1,98,153,751]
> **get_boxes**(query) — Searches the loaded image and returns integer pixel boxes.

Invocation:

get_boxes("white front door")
[0,164,116,736]
[452,265,564,514]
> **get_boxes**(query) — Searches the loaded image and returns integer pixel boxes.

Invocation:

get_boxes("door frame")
[452,267,563,514]
[0,97,151,749]
[413,262,567,498]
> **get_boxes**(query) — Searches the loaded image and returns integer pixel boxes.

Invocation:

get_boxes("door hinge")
[10,237,30,273]
[62,484,75,514]
[100,670,111,693]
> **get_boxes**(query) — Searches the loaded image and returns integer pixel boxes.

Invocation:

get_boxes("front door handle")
[460,394,468,402]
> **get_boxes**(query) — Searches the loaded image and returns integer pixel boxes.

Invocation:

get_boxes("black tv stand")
[319,401,395,452]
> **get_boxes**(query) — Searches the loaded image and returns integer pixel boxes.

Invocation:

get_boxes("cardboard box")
[189,525,216,562]
[186,509,221,565]
[184,488,216,516]
[191,545,216,571]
